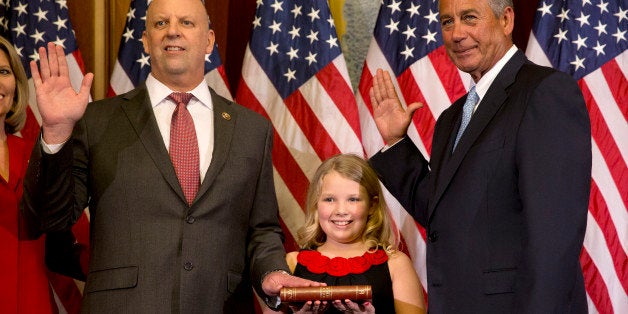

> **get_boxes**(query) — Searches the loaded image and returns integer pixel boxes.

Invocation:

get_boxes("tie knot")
[169,92,193,106]
[467,86,478,104]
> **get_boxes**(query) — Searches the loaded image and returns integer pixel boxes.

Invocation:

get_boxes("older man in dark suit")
[21,0,317,312]
[368,0,591,312]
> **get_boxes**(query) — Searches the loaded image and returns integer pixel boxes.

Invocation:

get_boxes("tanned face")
[142,0,215,90]
[439,0,514,82]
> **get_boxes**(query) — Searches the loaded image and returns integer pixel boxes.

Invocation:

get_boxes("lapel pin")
[222,112,231,121]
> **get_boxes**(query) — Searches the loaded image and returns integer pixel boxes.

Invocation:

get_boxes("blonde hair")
[297,154,398,253]
[0,36,28,134]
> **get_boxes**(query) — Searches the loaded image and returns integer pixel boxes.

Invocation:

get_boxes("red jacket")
[0,134,55,314]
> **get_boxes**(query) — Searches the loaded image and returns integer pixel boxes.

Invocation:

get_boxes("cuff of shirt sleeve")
[264,295,281,311]
[41,134,67,154]
[261,269,290,310]
[381,136,406,152]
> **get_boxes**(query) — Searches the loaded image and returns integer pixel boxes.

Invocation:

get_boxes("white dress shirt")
[471,45,518,112]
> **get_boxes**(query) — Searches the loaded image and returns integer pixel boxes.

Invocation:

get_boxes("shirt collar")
[473,45,518,101]
[146,74,213,110]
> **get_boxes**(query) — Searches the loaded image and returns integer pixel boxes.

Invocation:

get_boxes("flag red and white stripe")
[236,0,363,252]
[356,0,469,295]
[526,1,628,312]
[356,0,628,312]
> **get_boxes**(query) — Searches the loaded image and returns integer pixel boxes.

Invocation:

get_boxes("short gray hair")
[488,0,514,17]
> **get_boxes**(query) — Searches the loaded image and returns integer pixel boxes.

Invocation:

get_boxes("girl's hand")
[332,299,375,313]
[289,300,329,313]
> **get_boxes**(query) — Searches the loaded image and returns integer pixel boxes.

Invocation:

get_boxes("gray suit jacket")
[371,50,590,313]
[23,85,288,313]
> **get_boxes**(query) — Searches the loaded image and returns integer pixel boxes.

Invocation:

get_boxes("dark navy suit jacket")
[371,50,591,313]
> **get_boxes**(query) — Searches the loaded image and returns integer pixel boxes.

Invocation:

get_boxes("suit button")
[184,262,194,271]
[428,231,439,243]
[185,215,195,224]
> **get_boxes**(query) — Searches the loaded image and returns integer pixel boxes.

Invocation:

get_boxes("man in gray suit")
[22,0,317,312]
[368,0,590,312]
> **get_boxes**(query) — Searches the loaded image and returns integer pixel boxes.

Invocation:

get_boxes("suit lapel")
[196,88,235,199]
[119,85,186,203]
[428,50,526,219]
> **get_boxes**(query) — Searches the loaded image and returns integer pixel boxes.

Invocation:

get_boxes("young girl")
[284,154,425,313]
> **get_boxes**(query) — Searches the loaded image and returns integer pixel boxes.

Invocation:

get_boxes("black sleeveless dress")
[292,249,395,313]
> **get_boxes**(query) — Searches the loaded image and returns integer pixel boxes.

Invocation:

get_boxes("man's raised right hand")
[30,42,93,144]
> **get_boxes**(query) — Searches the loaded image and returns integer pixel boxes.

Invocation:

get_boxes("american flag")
[235,0,363,252]
[108,0,231,100]
[0,0,90,313]
[1,0,89,149]
[356,0,470,294]
[526,1,628,313]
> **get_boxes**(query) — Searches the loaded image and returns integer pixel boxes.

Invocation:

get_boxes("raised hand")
[369,69,423,145]
[29,42,93,144]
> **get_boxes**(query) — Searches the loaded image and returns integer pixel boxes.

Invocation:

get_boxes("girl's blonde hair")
[297,154,399,253]
[0,36,28,134]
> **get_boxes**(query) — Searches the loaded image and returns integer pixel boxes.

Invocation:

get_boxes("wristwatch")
[264,295,282,311]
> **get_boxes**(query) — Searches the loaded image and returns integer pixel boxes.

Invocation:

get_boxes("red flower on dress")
[328,257,351,276]
[348,255,371,274]
[298,250,330,274]
[297,249,389,276]
[364,249,388,265]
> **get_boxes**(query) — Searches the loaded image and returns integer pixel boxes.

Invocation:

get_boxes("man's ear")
[501,6,515,37]
[141,31,150,54]
[206,29,215,55]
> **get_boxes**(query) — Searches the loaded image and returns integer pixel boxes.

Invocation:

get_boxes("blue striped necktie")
[453,86,478,151]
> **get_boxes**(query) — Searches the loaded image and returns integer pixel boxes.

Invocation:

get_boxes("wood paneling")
[206,1,229,64]
[225,0,256,92]
[68,0,104,98]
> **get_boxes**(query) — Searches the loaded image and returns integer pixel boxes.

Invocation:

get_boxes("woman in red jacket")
[0,35,57,314]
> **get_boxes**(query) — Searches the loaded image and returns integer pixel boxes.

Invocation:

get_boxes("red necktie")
[168,92,199,205]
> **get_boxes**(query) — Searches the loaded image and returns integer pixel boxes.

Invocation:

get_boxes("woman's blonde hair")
[297,154,398,253]
[0,36,28,134]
